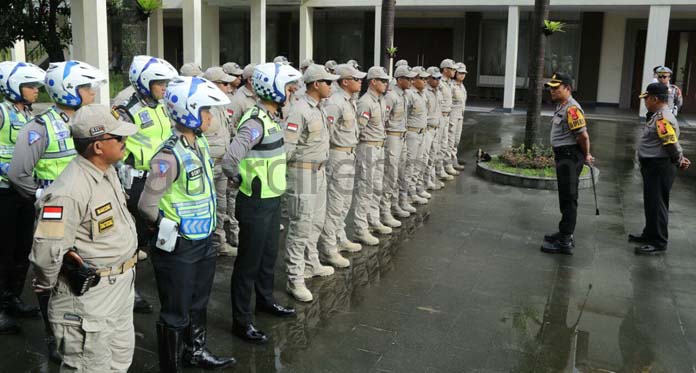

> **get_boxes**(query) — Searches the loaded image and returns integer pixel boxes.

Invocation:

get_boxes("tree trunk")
[120,0,148,84]
[381,0,395,69]
[524,0,550,150]
[43,0,66,62]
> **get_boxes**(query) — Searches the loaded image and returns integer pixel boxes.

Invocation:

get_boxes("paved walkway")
[3,112,696,372]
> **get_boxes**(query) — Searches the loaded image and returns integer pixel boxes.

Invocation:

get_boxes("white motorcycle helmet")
[165,76,230,130]
[0,61,46,103]
[251,63,301,105]
[129,55,178,98]
[45,60,107,108]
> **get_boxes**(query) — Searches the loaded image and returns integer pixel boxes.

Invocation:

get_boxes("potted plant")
[543,20,566,36]
[135,0,162,20]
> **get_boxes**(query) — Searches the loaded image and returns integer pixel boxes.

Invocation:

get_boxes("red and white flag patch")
[42,206,63,220]
[360,111,371,120]
[327,116,335,125]
[287,123,299,132]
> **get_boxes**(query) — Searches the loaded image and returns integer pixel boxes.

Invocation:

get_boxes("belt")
[330,145,355,152]
[386,130,406,138]
[288,161,326,171]
[406,127,424,134]
[96,253,138,277]
[360,141,384,147]
[426,125,438,131]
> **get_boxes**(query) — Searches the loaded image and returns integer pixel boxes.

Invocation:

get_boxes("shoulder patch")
[360,111,371,120]
[155,160,171,175]
[250,128,261,141]
[41,206,63,220]
[35,116,46,125]
[656,118,677,145]
[28,130,42,145]
[567,106,586,131]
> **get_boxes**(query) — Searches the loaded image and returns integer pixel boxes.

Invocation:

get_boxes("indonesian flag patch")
[42,206,64,220]
[227,109,234,116]
[287,123,299,132]
[360,111,371,120]
[327,116,335,125]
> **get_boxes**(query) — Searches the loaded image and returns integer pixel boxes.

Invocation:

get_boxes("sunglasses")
[350,77,362,82]
[657,75,670,79]
[431,77,441,80]
[216,81,231,86]
[316,80,333,85]
[91,135,124,144]
[418,77,428,81]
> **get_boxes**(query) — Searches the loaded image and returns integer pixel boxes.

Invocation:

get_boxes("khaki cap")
[455,62,468,73]
[366,66,390,80]
[242,64,256,79]
[426,66,442,78]
[300,59,314,69]
[411,66,430,78]
[395,59,409,68]
[180,62,203,77]
[303,64,340,83]
[72,104,137,139]
[222,62,243,75]
[273,56,291,65]
[203,67,234,83]
[324,60,338,70]
[334,64,367,79]
[346,59,360,69]
[394,66,417,79]
[440,59,456,69]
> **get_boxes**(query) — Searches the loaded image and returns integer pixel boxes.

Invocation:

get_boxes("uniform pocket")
[342,113,356,130]
[307,119,323,141]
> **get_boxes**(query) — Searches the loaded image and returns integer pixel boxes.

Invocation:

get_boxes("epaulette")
[161,134,178,152]
[34,115,46,126]
[248,106,260,119]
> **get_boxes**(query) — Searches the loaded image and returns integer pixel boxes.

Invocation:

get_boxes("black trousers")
[231,193,281,325]
[151,236,217,328]
[640,157,677,248]
[553,145,585,235]
[0,187,35,297]
[126,176,153,247]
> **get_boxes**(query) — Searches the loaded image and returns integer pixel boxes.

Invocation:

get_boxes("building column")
[640,5,670,116]
[250,0,266,64]
[503,6,519,111]
[373,5,382,67]
[202,3,220,67]
[183,0,203,66]
[10,40,26,62]
[299,3,314,64]
[70,0,110,105]
[147,8,164,59]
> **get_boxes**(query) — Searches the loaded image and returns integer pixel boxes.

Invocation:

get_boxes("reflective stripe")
[247,147,285,159]
[129,132,153,148]
[171,199,210,209]
[40,149,77,159]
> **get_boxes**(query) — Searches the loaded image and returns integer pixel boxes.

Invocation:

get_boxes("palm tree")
[381,0,396,71]
[524,0,550,150]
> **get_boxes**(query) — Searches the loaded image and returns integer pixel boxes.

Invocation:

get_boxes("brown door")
[682,32,696,113]
[630,31,647,110]
[394,28,453,68]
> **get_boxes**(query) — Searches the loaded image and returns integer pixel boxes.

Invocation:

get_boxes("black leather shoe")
[133,290,153,314]
[635,244,667,256]
[232,322,269,344]
[256,303,295,317]
[628,234,651,244]
[0,311,20,335]
[183,311,236,370]
[540,239,573,255]
[543,233,575,247]
[2,294,40,318]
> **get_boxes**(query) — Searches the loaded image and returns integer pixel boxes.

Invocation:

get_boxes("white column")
[250,0,266,64]
[503,6,519,112]
[10,40,26,62]
[183,0,203,66]
[299,4,314,63]
[202,4,220,67]
[373,5,382,67]
[640,5,670,116]
[70,0,110,105]
[148,8,165,59]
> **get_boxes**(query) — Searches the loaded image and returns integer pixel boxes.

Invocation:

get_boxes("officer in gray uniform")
[317,64,366,268]
[284,64,339,303]
[655,66,683,116]
[630,82,690,255]
[202,67,237,256]
[399,66,429,211]
[449,62,468,170]
[382,65,417,220]
[541,73,594,255]
[351,66,392,246]
[30,104,138,372]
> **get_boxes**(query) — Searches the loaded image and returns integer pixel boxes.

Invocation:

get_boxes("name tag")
[188,167,202,179]
[98,217,114,233]
[95,203,112,216]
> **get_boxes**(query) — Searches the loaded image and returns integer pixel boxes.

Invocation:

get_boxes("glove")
[35,188,44,199]
[116,162,134,190]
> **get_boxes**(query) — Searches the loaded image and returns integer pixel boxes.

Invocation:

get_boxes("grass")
[488,157,590,178]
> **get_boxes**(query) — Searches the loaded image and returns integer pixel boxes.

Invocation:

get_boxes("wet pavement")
[3,111,696,372]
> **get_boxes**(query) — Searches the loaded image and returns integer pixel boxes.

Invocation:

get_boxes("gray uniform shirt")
[550,96,587,147]
[285,94,330,162]
[384,86,408,132]
[667,84,683,115]
[439,78,453,114]
[426,86,442,128]
[638,105,683,161]
[221,104,271,181]
[406,88,428,129]
[356,89,387,142]
[229,86,257,130]
[325,89,359,148]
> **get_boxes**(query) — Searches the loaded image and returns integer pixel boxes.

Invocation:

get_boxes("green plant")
[386,46,398,58]
[499,144,555,169]
[136,0,161,12]
[543,20,566,35]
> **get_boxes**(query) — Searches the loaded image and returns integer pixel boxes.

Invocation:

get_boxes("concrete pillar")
[148,8,164,59]
[373,5,382,67]
[183,0,203,66]
[299,4,314,63]
[250,0,266,64]
[640,5,670,116]
[503,6,519,112]
[70,0,110,105]
[10,40,26,62]
[202,4,220,67]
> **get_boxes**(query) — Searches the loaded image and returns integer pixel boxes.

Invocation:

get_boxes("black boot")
[0,310,20,335]
[541,234,574,255]
[36,291,62,364]
[183,311,236,369]
[133,289,153,314]
[156,322,183,373]
[2,291,39,318]
[543,232,575,247]
[46,335,63,364]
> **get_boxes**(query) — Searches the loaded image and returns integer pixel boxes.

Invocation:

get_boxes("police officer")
[654,66,683,116]
[202,67,237,256]
[450,62,468,170]
[399,66,429,212]
[113,55,178,313]
[221,62,244,94]
[541,73,594,255]
[382,65,417,221]
[222,62,301,344]
[630,83,690,255]
[29,104,139,372]
[317,64,366,268]
[138,77,235,371]
[0,61,45,334]
[351,66,392,246]
[284,64,339,302]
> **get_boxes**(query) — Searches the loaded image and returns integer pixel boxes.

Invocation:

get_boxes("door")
[682,32,696,113]
[394,28,453,68]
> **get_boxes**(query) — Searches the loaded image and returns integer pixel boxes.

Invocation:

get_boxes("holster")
[61,250,101,296]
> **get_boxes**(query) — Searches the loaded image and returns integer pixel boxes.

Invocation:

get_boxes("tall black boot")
[36,291,62,364]
[156,322,183,373]
[2,289,39,318]
[183,311,236,369]
[0,309,20,335]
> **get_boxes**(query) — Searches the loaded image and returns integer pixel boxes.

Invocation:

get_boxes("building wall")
[596,12,627,105]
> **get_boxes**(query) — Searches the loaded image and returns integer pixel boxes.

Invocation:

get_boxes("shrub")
[498,145,554,169]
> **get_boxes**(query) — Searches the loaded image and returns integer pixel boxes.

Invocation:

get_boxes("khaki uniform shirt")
[406,88,428,129]
[426,86,442,128]
[30,156,137,290]
[451,81,466,119]
[384,85,408,132]
[356,89,387,142]
[550,96,587,147]
[324,89,359,148]
[284,94,330,162]
[439,78,453,114]
[229,86,257,130]
[204,105,232,159]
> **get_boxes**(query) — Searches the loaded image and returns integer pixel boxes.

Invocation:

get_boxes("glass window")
[479,21,507,76]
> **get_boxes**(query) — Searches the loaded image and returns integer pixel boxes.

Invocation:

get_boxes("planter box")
[476,161,598,190]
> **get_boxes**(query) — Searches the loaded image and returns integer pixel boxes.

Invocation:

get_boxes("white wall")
[596,12,626,104]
